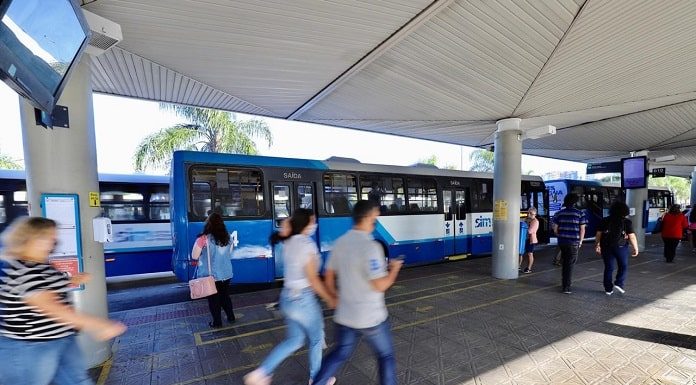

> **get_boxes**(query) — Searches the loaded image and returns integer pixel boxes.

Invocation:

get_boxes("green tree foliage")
[134,104,272,172]
[0,149,21,170]
[416,155,458,170]
[417,155,438,166]
[649,175,691,203]
[469,149,494,172]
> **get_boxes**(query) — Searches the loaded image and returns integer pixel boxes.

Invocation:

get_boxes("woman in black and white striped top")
[0,217,126,385]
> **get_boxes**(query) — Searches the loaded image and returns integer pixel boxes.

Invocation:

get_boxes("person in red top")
[660,204,688,263]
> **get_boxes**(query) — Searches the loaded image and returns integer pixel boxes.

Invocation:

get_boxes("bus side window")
[191,182,212,218]
[12,191,29,217]
[471,181,492,212]
[100,192,146,222]
[406,177,437,212]
[323,173,357,215]
[0,195,5,224]
[359,174,405,214]
[189,167,264,219]
[149,192,170,220]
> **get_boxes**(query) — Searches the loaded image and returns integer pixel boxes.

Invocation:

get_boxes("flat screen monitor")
[0,0,90,113]
[621,156,647,189]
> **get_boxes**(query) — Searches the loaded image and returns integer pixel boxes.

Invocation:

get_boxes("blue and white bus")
[545,179,673,236]
[170,151,550,283]
[0,170,171,277]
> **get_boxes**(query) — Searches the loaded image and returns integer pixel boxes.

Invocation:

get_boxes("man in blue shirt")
[552,194,587,294]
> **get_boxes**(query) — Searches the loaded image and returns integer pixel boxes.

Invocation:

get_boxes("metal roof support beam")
[286,0,456,120]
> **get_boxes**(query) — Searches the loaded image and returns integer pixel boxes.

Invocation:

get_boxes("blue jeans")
[312,320,396,385]
[602,245,629,292]
[0,334,93,385]
[259,287,325,379]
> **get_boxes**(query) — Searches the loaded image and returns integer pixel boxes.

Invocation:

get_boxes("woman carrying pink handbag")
[191,213,236,328]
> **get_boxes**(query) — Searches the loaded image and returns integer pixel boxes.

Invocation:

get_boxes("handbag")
[189,238,218,299]
[653,217,663,234]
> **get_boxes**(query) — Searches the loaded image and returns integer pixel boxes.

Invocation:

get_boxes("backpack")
[601,218,628,247]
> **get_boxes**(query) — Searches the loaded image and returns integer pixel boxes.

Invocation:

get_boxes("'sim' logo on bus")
[475,216,492,228]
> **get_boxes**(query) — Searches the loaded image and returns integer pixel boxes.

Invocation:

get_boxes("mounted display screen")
[0,0,90,113]
[621,156,647,189]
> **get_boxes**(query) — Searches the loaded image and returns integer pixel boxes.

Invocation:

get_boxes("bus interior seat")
[332,196,351,214]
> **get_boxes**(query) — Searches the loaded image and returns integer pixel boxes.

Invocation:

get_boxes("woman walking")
[519,207,539,273]
[191,212,236,327]
[0,217,126,385]
[660,204,688,263]
[594,202,639,295]
[244,209,336,385]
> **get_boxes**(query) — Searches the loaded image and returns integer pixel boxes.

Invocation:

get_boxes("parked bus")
[0,170,171,277]
[170,151,550,283]
[545,179,673,236]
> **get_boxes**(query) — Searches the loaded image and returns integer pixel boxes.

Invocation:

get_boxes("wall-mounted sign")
[41,194,84,291]
[652,168,666,177]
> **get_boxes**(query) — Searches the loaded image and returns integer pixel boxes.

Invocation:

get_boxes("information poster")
[44,196,79,258]
[49,257,81,289]
[42,194,84,290]
[493,200,508,221]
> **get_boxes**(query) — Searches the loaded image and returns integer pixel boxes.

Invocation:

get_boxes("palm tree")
[0,148,21,170]
[134,104,273,172]
[469,149,494,172]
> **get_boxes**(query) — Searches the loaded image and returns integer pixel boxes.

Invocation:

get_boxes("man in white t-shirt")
[311,200,403,385]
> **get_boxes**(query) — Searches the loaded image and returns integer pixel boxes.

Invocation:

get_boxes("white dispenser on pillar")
[93,217,113,243]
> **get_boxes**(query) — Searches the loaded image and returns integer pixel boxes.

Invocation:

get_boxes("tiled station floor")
[93,238,696,385]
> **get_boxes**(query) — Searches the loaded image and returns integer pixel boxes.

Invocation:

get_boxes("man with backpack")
[594,201,639,295]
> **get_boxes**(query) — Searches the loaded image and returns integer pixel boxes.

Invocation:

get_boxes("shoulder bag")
[189,238,218,299]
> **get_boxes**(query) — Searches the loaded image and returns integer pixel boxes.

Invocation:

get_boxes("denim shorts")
[524,242,536,254]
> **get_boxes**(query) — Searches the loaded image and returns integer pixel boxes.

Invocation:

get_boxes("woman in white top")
[245,209,336,385]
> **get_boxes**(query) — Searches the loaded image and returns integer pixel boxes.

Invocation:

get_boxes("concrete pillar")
[691,167,696,207]
[492,118,522,279]
[19,59,110,366]
[626,152,648,251]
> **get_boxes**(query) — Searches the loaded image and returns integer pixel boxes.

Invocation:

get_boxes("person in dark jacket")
[660,204,688,263]
[594,201,639,295]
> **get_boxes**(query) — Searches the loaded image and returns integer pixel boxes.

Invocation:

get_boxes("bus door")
[443,188,469,257]
[0,192,8,234]
[270,181,316,277]
[583,191,603,236]
[533,190,550,243]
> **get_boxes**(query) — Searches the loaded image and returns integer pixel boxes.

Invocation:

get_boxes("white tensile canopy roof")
[82,0,696,177]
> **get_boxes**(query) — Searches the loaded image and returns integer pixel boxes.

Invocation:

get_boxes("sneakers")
[244,369,271,385]
[605,291,613,295]
[613,285,625,294]
[562,290,572,294]
[523,268,532,274]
